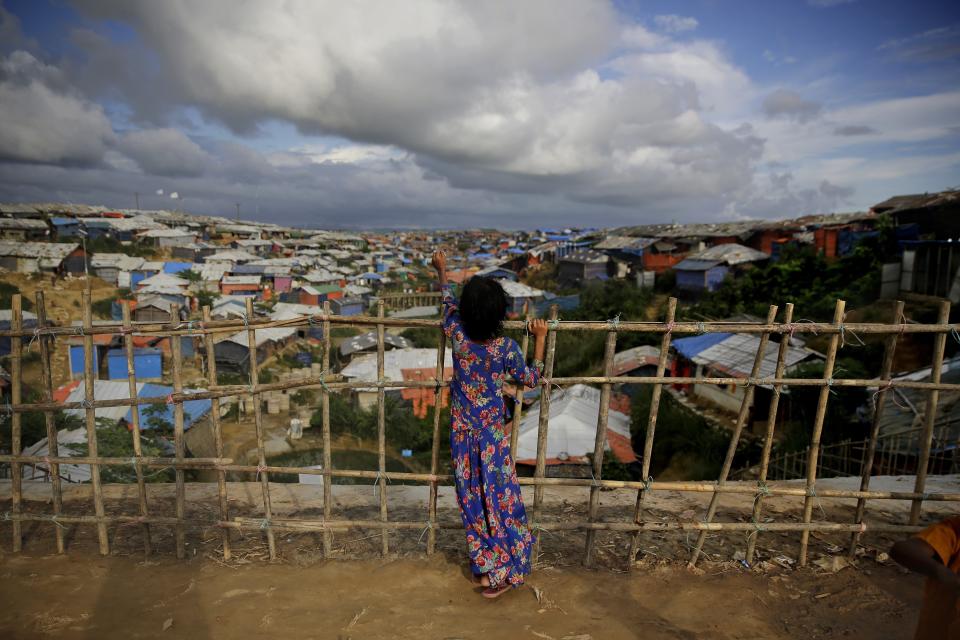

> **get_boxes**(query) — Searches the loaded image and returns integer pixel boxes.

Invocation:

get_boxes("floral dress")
[442,285,540,589]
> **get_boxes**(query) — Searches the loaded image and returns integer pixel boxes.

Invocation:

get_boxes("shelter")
[339,331,414,360]
[514,384,636,476]
[340,348,453,409]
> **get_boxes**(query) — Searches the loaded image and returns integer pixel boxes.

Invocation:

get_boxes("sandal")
[481,584,511,599]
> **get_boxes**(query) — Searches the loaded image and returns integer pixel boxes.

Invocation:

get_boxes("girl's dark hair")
[459,276,508,342]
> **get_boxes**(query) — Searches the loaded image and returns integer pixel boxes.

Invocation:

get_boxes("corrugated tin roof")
[674,258,723,272]
[690,243,769,265]
[0,241,79,259]
[339,331,414,356]
[497,278,546,299]
[673,333,734,359]
[341,348,453,387]
[690,333,819,381]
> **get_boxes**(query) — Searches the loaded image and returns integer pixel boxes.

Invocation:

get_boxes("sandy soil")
[2,476,955,639]
[0,549,926,640]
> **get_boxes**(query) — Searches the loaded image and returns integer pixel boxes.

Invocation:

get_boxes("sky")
[0,0,957,229]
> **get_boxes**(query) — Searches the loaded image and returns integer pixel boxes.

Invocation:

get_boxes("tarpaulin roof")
[672,332,733,359]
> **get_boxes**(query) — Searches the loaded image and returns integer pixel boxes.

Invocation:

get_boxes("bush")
[0,282,33,311]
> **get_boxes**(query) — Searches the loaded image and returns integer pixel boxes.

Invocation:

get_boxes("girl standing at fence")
[432,250,548,599]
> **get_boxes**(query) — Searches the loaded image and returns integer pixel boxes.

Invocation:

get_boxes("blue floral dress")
[442,285,540,589]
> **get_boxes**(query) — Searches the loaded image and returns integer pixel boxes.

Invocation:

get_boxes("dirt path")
[0,549,924,640]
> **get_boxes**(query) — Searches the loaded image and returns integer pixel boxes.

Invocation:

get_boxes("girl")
[432,250,548,599]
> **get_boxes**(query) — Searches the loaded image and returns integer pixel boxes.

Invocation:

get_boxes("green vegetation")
[689,221,898,322]
[310,394,450,465]
[66,419,174,483]
[0,282,33,311]
[630,385,747,480]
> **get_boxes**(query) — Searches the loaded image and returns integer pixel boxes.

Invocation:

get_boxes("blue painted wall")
[106,348,162,380]
[69,344,99,377]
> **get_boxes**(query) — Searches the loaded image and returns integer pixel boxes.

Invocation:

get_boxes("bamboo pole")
[848,301,904,559]
[35,291,65,553]
[121,302,151,555]
[745,303,793,563]
[2,510,927,536]
[910,300,951,525]
[584,328,617,567]
[798,300,845,566]
[5,314,960,340]
[170,306,187,558]
[81,290,110,555]
[201,306,231,560]
[689,305,778,566]
[509,311,531,455]
[9,295,23,552]
[320,300,333,556]
[628,297,677,569]
[376,299,389,556]
[10,372,960,416]
[426,319,447,554]
[244,297,276,559]
[531,305,560,563]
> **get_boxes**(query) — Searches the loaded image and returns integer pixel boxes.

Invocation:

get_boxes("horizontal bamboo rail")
[1,293,957,569]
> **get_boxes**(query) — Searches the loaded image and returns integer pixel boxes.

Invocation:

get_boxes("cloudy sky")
[0,0,958,229]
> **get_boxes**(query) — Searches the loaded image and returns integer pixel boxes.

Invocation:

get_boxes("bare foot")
[471,573,491,588]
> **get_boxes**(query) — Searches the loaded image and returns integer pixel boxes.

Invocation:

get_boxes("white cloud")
[0,51,114,165]
[653,15,698,34]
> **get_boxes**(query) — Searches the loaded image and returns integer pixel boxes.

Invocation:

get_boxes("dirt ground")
[2,476,956,639]
[0,549,927,640]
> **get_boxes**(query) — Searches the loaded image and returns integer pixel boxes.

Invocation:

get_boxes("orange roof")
[53,380,82,403]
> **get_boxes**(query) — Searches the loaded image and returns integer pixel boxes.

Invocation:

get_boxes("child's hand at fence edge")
[528,319,548,338]
[431,250,446,274]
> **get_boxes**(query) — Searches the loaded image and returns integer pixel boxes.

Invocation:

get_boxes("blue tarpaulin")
[672,333,732,360]
[163,262,193,274]
[136,383,211,430]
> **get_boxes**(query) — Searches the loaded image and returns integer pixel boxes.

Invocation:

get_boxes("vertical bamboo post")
[584,328,617,566]
[244,297,276,559]
[121,302,151,555]
[320,301,333,556]
[746,303,793,563]
[376,300,389,556]
[81,290,109,555]
[689,305,778,566]
[10,295,23,552]
[531,305,560,564]
[426,320,447,554]
[509,310,532,456]
[34,291,65,553]
[848,300,904,559]
[628,297,677,569]
[201,307,231,559]
[170,306,187,558]
[910,300,951,525]
[797,299,845,566]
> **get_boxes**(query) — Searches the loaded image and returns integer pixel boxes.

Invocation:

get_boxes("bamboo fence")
[2,293,960,570]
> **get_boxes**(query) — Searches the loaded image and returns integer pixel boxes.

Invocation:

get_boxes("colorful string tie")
[547,318,560,330]
[81,399,95,410]
[607,314,621,331]
[808,485,827,519]
[28,326,43,350]
[664,321,676,335]
[73,325,85,337]
[165,394,175,405]
[696,321,706,336]
[373,470,389,498]
[255,464,268,482]
[588,466,602,489]
[259,518,271,531]
[417,521,433,544]
[951,326,960,345]
[640,476,654,492]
